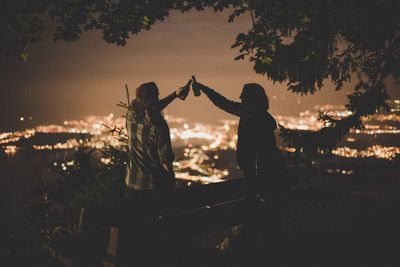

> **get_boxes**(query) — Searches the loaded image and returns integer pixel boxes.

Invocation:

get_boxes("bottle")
[192,75,201,97]
[177,79,192,100]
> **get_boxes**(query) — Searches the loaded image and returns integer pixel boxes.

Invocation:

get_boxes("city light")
[1,101,399,182]
[332,145,400,160]
[4,145,17,155]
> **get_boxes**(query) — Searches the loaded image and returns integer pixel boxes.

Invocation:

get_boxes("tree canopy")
[1,0,399,156]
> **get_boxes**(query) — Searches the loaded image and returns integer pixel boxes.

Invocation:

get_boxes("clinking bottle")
[178,79,192,100]
[191,75,201,97]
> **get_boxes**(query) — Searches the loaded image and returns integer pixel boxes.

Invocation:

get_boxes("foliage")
[1,0,399,155]
[24,133,127,237]
[230,1,399,158]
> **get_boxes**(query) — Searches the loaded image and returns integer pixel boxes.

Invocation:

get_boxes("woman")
[193,78,282,232]
[192,79,281,196]
[125,81,190,192]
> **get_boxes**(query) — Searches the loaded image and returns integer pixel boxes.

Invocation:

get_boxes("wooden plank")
[106,227,119,257]
[80,177,254,232]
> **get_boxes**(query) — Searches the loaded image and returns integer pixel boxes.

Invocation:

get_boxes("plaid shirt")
[125,109,174,191]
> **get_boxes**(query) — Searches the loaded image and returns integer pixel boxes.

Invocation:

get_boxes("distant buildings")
[1,100,399,182]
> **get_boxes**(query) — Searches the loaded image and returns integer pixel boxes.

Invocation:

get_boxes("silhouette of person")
[192,79,279,181]
[192,77,283,237]
[125,81,190,193]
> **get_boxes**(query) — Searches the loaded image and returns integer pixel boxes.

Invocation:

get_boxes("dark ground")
[2,168,400,267]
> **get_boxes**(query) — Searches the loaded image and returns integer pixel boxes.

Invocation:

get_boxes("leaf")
[270,43,276,52]
[302,16,311,23]
[261,57,272,65]
[20,52,29,62]
[143,16,150,26]
[234,54,246,60]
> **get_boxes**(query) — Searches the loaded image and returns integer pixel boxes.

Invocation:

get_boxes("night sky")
[1,9,399,132]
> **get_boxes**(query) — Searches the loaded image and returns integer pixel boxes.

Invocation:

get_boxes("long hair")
[241,83,269,111]
[132,82,163,123]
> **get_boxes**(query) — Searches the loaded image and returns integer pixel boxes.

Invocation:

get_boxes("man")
[125,81,190,193]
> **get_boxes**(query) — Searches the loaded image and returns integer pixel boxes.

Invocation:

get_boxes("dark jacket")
[202,87,278,169]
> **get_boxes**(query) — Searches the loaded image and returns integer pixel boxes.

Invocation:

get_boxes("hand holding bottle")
[176,79,192,100]
[191,75,209,96]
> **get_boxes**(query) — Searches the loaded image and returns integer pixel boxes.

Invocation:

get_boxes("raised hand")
[176,79,192,100]
[191,75,209,96]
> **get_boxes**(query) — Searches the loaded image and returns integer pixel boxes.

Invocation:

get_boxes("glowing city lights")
[1,101,399,182]
[4,145,17,155]
[332,145,400,160]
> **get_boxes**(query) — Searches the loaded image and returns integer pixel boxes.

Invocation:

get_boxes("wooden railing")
[45,177,273,266]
